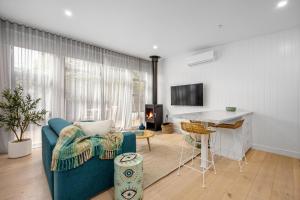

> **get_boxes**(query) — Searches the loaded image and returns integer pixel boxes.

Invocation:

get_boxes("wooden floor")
[0,148,299,200]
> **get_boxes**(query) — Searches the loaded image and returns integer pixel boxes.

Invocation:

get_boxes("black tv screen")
[171,83,203,106]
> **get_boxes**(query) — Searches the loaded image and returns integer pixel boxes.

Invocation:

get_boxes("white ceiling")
[0,0,299,59]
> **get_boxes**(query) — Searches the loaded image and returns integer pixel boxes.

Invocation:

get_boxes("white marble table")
[172,110,253,168]
[172,110,252,124]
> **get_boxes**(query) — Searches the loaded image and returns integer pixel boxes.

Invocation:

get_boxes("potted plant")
[0,85,47,158]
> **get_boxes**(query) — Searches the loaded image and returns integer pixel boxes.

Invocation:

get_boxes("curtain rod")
[0,18,150,62]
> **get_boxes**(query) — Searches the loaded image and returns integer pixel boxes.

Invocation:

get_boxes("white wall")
[158,27,300,158]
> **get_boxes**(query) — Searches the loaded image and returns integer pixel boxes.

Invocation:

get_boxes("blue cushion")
[48,118,72,136]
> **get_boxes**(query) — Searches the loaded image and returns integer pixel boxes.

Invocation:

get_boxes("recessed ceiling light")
[153,45,158,50]
[277,0,288,8]
[64,9,73,17]
[217,24,224,29]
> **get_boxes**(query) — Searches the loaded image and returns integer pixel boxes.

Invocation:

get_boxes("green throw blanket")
[51,125,123,171]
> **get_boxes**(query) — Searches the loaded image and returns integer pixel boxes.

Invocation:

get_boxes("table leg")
[200,134,209,169]
[147,138,151,151]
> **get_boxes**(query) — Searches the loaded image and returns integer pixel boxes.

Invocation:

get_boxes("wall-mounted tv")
[171,83,203,106]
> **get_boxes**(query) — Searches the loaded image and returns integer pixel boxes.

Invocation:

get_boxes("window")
[13,46,57,147]
[12,47,149,146]
[65,57,103,121]
[132,70,146,127]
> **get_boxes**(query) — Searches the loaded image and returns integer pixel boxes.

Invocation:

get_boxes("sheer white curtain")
[139,59,153,121]
[0,21,65,149]
[64,43,103,121]
[0,21,13,152]
[0,19,152,151]
[102,51,136,128]
[13,46,64,147]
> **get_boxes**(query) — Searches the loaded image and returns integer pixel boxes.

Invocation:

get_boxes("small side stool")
[114,153,143,200]
[209,119,247,172]
[177,121,217,188]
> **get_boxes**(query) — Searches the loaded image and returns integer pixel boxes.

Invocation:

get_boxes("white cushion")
[74,120,115,136]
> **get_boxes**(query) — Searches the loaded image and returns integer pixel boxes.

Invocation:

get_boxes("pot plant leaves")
[0,85,47,142]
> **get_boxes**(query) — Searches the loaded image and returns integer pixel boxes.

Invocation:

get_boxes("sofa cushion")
[74,120,115,136]
[48,118,72,136]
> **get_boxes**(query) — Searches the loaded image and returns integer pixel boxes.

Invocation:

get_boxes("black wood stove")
[145,104,163,131]
[145,55,163,131]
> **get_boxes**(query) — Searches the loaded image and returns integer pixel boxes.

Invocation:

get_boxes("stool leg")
[238,160,243,172]
[240,132,248,165]
[192,140,196,166]
[177,139,185,176]
[210,149,217,174]
[244,153,248,164]
[219,130,222,157]
[241,142,248,165]
[236,130,245,172]
[209,134,217,174]
[202,172,205,188]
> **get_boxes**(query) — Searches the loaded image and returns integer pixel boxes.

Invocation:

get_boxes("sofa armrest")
[42,126,58,147]
[122,132,136,153]
[42,125,58,198]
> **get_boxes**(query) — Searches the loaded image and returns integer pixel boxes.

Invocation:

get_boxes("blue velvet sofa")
[41,118,136,200]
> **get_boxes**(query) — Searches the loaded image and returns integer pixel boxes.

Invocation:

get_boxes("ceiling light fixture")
[153,45,158,50]
[277,0,288,8]
[64,9,73,17]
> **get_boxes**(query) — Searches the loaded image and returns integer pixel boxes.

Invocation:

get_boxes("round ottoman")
[114,153,143,200]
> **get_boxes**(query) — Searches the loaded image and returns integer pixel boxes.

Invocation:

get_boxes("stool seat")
[208,120,244,129]
[181,121,216,135]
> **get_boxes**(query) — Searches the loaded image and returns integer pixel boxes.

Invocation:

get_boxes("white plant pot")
[8,139,32,158]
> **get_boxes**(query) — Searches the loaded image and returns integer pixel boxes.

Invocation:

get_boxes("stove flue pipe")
[149,55,160,105]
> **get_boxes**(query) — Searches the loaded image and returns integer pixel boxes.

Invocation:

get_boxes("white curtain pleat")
[65,53,103,121]
[0,21,13,153]
[102,66,133,128]
[0,19,152,151]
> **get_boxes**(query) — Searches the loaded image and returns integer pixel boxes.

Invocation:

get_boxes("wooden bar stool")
[177,121,216,188]
[209,119,247,172]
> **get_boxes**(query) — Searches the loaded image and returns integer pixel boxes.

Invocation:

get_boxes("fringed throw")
[51,125,123,171]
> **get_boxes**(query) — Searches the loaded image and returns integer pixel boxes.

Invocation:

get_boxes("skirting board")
[252,143,300,159]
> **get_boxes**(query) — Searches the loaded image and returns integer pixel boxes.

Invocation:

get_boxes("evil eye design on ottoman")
[120,153,137,162]
[119,166,139,183]
[124,169,134,178]
[121,188,137,200]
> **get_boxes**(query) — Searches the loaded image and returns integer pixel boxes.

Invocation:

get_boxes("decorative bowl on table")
[226,107,237,112]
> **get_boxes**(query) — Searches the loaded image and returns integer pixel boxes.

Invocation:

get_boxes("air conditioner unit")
[187,50,215,66]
